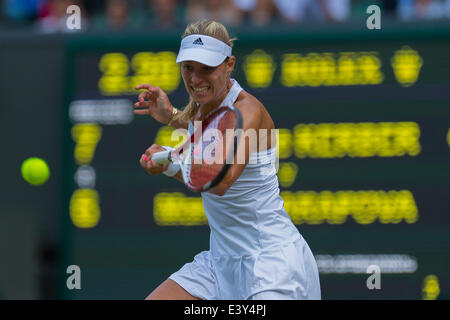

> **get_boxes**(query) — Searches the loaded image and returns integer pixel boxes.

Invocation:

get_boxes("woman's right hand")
[134,84,174,125]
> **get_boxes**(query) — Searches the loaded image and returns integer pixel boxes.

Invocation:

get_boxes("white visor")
[176,34,232,67]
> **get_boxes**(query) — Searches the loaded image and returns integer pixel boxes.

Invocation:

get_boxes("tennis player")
[135,19,321,300]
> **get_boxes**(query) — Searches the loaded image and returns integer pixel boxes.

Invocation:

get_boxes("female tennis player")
[135,19,321,300]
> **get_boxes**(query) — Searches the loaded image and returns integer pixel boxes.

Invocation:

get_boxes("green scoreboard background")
[61,26,450,299]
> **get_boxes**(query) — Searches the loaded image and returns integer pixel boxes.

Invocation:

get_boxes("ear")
[226,56,236,74]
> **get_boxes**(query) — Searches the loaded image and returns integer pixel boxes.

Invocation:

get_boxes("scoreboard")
[61,25,450,299]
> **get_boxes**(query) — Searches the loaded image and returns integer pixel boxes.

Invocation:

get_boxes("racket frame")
[151,105,243,192]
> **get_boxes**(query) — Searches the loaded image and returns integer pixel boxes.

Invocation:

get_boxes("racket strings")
[185,108,238,190]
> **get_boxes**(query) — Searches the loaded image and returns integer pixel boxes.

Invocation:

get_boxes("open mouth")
[192,86,210,93]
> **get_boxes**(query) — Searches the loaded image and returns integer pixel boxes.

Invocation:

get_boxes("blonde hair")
[175,19,236,124]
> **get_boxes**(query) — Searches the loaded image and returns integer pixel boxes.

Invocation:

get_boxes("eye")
[203,66,213,72]
[183,65,193,71]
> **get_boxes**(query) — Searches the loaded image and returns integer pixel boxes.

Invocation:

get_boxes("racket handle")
[151,150,171,164]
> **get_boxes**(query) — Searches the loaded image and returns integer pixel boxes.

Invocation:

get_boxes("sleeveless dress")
[169,79,321,300]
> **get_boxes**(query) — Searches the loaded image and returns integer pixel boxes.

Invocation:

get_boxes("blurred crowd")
[1,0,450,33]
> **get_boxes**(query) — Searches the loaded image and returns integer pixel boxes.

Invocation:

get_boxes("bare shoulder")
[234,90,274,130]
[234,90,263,112]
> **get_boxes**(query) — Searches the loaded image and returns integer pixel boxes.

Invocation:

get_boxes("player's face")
[181,58,235,105]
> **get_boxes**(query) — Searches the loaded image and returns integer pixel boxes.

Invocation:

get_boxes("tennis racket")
[151,105,243,192]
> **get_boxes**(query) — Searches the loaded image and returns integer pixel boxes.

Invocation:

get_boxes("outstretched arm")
[134,84,188,130]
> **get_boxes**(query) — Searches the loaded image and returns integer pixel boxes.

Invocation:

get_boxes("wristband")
[161,146,180,177]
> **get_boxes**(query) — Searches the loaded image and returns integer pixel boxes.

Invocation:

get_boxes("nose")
[190,70,204,86]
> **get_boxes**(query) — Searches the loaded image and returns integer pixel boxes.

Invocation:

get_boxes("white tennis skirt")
[169,237,321,300]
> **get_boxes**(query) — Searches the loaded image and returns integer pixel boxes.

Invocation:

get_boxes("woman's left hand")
[139,144,169,175]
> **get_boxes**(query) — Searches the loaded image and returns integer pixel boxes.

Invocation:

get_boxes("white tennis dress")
[169,79,321,300]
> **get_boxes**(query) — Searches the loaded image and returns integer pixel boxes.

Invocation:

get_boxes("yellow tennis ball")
[21,157,50,186]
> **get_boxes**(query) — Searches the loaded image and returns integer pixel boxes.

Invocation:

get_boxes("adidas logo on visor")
[192,37,204,45]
